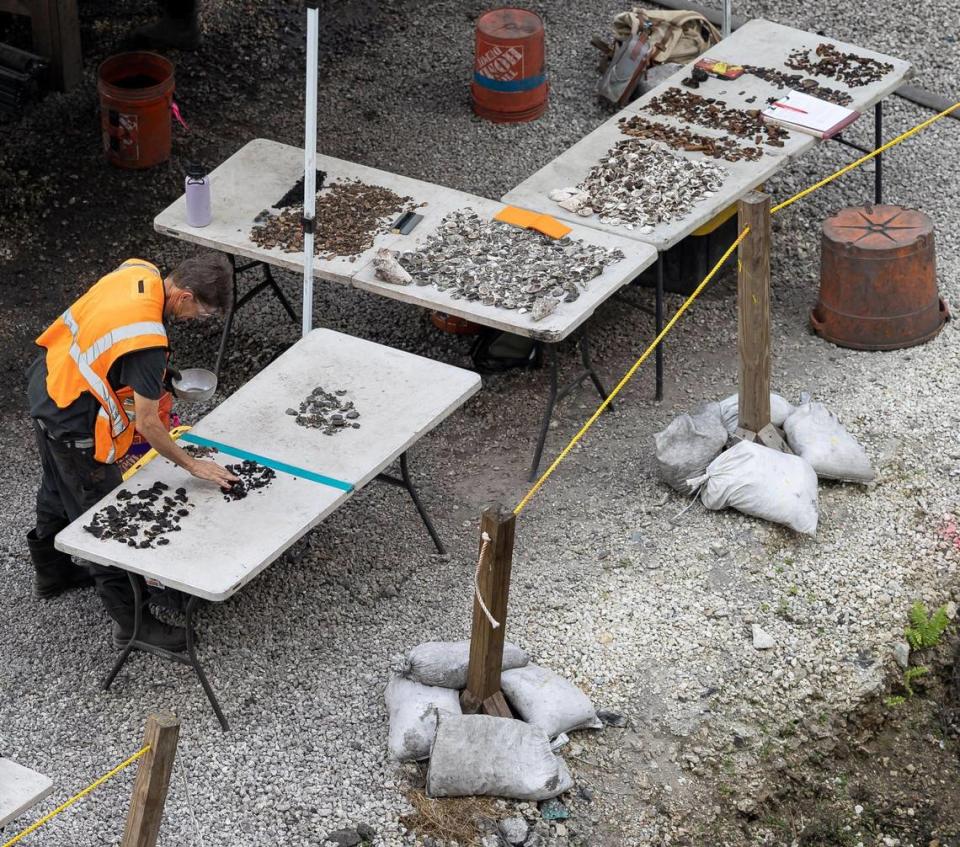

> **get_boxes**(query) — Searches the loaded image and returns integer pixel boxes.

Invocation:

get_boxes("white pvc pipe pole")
[722,0,732,38]
[301,5,319,338]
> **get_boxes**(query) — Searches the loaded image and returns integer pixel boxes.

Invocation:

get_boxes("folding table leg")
[529,342,559,482]
[528,330,613,481]
[101,574,229,731]
[214,262,240,380]
[655,254,664,401]
[185,597,230,731]
[376,453,446,554]
[215,258,299,379]
[874,102,883,206]
[264,264,298,323]
[579,330,613,406]
[101,572,143,691]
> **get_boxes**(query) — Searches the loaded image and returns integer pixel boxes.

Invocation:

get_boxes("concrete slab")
[0,758,53,829]
[502,19,911,251]
[55,330,481,601]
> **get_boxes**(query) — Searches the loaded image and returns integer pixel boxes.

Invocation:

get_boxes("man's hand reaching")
[133,391,240,490]
[188,459,240,490]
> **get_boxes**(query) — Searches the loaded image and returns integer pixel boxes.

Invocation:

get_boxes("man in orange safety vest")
[27,253,239,652]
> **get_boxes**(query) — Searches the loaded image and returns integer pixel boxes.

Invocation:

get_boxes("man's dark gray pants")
[32,421,139,626]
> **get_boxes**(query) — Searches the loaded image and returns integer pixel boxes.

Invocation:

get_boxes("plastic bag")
[688,440,819,535]
[426,714,574,801]
[655,405,727,491]
[717,393,795,434]
[384,676,461,762]
[783,402,875,484]
[400,641,529,690]
[501,664,603,739]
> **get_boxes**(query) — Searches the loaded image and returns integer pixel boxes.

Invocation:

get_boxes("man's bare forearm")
[136,418,197,473]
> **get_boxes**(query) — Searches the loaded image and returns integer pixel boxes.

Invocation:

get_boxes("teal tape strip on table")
[180,432,354,492]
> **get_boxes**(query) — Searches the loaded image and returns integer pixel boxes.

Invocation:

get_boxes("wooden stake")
[461,504,516,718]
[737,191,772,434]
[121,713,180,847]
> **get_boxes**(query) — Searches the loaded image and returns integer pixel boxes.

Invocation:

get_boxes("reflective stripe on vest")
[61,309,167,438]
[97,408,116,463]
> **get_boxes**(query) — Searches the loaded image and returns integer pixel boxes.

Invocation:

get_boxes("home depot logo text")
[476,43,525,80]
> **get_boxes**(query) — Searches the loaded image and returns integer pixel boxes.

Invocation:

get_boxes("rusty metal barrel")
[812,205,949,350]
[471,8,548,123]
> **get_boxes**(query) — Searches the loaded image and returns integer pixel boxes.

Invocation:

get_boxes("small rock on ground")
[499,816,529,845]
[326,829,361,847]
[752,624,776,650]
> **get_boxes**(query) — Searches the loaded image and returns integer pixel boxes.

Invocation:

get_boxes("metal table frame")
[833,102,884,206]
[211,258,640,479]
[633,101,886,402]
[102,449,444,732]
[528,330,614,481]
[215,256,299,379]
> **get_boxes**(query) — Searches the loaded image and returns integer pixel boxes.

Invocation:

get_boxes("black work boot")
[112,611,188,653]
[130,0,200,50]
[27,529,93,599]
[146,586,189,613]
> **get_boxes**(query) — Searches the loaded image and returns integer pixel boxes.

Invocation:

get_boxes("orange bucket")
[471,8,548,123]
[430,311,483,335]
[813,206,949,350]
[97,52,175,169]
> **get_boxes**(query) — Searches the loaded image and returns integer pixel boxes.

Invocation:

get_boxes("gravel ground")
[1,1,958,846]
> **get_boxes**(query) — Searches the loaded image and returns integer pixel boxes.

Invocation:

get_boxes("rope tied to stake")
[1,744,152,847]
[513,100,960,517]
[473,531,500,629]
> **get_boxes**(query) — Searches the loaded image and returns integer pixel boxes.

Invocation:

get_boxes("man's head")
[163,252,233,321]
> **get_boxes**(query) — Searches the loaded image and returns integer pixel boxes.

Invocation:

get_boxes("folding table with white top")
[0,759,53,832]
[56,329,481,729]
[154,138,659,477]
[502,19,912,399]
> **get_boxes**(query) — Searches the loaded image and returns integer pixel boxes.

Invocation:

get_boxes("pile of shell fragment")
[397,211,625,321]
[287,387,361,435]
[222,461,276,501]
[250,179,415,259]
[550,139,726,231]
[84,481,192,548]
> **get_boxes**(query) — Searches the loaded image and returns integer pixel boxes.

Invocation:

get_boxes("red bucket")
[471,8,548,123]
[97,52,175,169]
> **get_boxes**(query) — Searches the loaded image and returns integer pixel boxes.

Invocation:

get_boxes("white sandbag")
[501,664,603,739]
[717,393,796,434]
[401,640,529,690]
[654,405,727,491]
[783,402,875,483]
[384,676,461,762]
[426,714,573,801]
[688,440,819,535]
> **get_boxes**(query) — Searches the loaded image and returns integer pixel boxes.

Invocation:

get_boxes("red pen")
[773,101,808,114]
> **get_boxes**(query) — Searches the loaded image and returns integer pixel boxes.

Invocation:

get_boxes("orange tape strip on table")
[494,206,572,239]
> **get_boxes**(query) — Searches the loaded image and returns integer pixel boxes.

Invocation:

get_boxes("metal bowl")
[172,367,217,402]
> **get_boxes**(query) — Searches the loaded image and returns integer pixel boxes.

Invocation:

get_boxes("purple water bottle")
[185,163,211,227]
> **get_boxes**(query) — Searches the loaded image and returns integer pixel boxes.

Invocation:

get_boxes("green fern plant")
[902,665,929,697]
[904,602,949,650]
[885,602,952,709]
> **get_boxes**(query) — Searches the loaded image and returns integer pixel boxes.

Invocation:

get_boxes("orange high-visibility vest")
[36,259,168,464]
